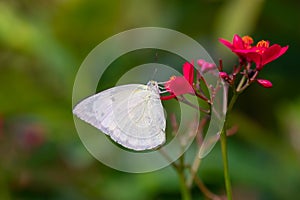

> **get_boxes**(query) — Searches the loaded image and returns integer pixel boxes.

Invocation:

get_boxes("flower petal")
[183,61,194,85]
[262,45,289,66]
[233,48,262,66]
[160,94,176,100]
[219,38,234,50]
[165,76,194,96]
[233,34,244,49]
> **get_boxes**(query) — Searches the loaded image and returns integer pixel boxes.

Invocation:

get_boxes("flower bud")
[219,72,228,79]
[257,79,273,88]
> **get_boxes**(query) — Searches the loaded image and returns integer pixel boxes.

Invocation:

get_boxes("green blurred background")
[1,0,300,199]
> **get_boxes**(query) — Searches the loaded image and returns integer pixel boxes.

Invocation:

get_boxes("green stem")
[178,170,191,200]
[220,92,239,200]
[177,154,191,200]
[220,124,232,200]
[236,74,246,92]
[228,92,239,112]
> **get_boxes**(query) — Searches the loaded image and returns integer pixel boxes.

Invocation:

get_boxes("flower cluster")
[160,34,288,100]
[219,34,288,89]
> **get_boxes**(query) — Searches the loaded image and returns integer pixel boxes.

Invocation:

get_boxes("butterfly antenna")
[150,68,158,81]
[150,52,160,81]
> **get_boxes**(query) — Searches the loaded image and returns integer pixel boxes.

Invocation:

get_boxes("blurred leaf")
[214,0,265,38]
[0,2,77,95]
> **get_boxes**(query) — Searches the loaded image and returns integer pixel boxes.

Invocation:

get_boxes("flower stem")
[177,154,191,200]
[220,92,239,200]
[187,149,201,187]
[236,74,246,92]
[228,92,239,112]
[178,170,191,200]
[220,125,232,200]
[194,176,222,200]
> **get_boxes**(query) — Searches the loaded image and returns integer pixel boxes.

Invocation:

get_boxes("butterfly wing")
[73,85,135,133]
[112,84,166,150]
[73,83,166,151]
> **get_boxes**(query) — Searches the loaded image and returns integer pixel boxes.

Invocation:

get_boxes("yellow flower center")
[242,36,254,49]
[256,40,269,48]
[255,40,270,53]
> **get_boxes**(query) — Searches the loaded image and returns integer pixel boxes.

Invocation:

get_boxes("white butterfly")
[73,80,166,151]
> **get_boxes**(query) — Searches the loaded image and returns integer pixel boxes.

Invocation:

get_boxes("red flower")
[220,34,288,70]
[219,34,253,59]
[161,61,194,100]
[257,79,273,88]
[234,41,288,70]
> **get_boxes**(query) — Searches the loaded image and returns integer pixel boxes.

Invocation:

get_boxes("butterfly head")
[147,80,160,94]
